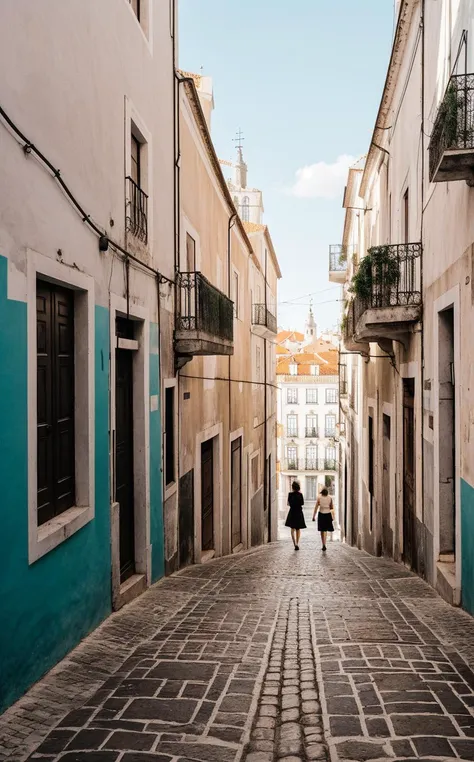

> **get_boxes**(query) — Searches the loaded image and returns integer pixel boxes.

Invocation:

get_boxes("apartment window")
[233,271,239,317]
[127,128,148,242]
[252,453,259,493]
[186,233,196,272]
[325,414,336,437]
[306,388,318,404]
[325,475,335,495]
[306,476,318,501]
[165,387,175,486]
[287,388,298,404]
[326,446,336,466]
[403,187,409,243]
[306,415,318,438]
[311,364,320,376]
[36,281,75,526]
[306,446,318,470]
[287,414,298,437]
[289,363,298,376]
[130,0,140,20]
[286,446,298,470]
[242,196,250,222]
[326,388,338,404]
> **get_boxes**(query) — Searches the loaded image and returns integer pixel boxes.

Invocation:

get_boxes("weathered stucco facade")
[337,0,474,616]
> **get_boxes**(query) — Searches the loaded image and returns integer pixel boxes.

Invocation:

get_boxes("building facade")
[336,0,474,615]
[0,2,280,711]
[276,326,339,520]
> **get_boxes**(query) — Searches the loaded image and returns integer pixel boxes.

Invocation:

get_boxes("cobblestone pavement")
[3,517,474,762]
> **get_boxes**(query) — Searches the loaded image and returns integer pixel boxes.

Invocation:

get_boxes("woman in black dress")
[285,481,306,550]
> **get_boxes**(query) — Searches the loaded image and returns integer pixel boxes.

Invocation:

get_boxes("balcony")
[252,304,277,339]
[329,245,352,284]
[305,427,319,438]
[280,458,338,472]
[325,430,337,439]
[126,176,148,243]
[175,272,234,365]
[344,243,422,348]
[429,74,474,184]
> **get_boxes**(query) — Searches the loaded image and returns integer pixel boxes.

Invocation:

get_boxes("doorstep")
[201,549,216,563]
[115,573,146,610]
[436,555,460,606]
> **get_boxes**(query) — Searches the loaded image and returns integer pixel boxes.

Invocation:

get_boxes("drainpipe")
[420,0,425,534]
[263,247,269,541]
[227,212,237,547]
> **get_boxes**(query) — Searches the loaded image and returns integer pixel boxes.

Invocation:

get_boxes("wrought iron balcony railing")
[305,427,319,438]
[281,458,338,472]
[286,429,298,439]
[176,272,234,343]
[126,176,148,243]
[329,244,353,272]
[252,304,278,334]
[429,73,474,182]
[325,430,337,438]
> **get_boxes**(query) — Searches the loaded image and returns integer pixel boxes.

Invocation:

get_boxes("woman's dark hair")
[292,481,300,492]
[320,488,329,497]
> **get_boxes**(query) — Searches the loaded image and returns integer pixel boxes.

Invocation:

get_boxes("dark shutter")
[37,281,75,526]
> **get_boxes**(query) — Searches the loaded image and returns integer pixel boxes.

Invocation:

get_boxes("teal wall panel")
[149,321,164,582]
[0,254,111,712]
[461,477,474,616]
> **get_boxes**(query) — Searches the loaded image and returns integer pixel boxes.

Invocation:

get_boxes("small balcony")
[175,272,234,364]
[280,458,338,473]
[329,245,352,283]
[252,304,277,339]
[282,459,299,472]
[344,243,422,348]
[305,427,319,438]
[325,430,337,439]
[287,429,298,439]
[126,176,148,243]
[429,74,474,184]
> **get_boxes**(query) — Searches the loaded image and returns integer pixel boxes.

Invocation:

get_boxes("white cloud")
[288,154,356,199]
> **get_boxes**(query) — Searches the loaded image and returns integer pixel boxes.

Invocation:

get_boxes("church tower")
[304,301,317,344]
[227,130,264,224]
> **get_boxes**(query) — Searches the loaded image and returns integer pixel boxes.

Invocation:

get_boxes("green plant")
[349,254,373,301]
[348,246,400,305]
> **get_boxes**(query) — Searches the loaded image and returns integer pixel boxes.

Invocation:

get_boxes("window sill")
[30,505,92,565]
[165,481,178,502]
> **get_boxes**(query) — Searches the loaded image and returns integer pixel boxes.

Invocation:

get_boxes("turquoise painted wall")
[150,321,164,582]
[461,477,474,616]
[0,254,111,712]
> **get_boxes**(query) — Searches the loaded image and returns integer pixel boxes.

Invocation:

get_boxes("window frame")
[325,388,338,404]
[241,196,250,222]
[286,414,298,438]
[325,413,336,436]
[125,101,152,247]
[289,363,298,376]
[306,388,318,404]
[164,378,178,500]
[287,388,298,405]
[27,249,95,564]
[305,476,318,501]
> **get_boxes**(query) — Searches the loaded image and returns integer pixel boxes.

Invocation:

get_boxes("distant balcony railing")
[329,244,353,272]
[429,73,474,182]
[252,304,277,334]
[305,427,319,438]
[281,458,338,472]
[325,430,337,438]
[126,176,148,243]
[176,272,234,342]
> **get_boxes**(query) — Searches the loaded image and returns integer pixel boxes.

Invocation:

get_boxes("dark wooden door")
[403,379,416,569]
[368,415,374,533]
[382,414,391,555]
[231,438,242,549]
[267,454,272,540]
[201,439,214,552]
[116,348,135,582]
[36,281,75,526]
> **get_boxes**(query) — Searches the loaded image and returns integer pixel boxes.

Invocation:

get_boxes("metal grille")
[305,427,319,438]
[126,176,148,243]
[281,459,338,472]
[368,243,422,308]
[252,303,277,334]
[429,73,474,181]
[329,244,354,272]
[177,272,234,342]
[339,357,348,397]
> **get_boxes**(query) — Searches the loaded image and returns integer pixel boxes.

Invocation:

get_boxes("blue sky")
[178,1,394,333]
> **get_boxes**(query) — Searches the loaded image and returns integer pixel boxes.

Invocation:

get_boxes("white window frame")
[125,99,153,248]
[123,0,153,51]
[164,378,178,501]
[306,388,318,404]
[27,249,95,564]
[232,267,240,319]
[289,363,298,376]
[287,388,298,404]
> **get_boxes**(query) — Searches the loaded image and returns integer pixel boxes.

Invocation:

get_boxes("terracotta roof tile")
[243,221,266,233]
[177,69,202,87]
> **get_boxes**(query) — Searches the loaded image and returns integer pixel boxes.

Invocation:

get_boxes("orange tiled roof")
[276,345,291,355]
[243,221,266,233]
[304,338,338,353]
[276,358,338,376]
[178,69,202,87]
[277,330,305,344]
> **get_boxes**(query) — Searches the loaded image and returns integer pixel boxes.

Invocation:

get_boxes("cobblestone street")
[3,517,474,762]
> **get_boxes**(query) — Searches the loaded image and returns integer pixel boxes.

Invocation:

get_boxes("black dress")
[285,491,307,529]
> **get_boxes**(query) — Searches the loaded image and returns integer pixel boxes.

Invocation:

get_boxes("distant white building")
[276,314,340,522]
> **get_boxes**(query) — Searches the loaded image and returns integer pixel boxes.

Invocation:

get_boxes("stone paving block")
[335,740,389,760]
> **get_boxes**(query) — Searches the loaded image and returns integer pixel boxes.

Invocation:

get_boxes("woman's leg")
[291,528,296,547]
[296,529,301,546]
[322,531,327,548]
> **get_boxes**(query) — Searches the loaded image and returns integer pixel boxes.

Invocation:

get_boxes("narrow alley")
[3,519,474,762]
